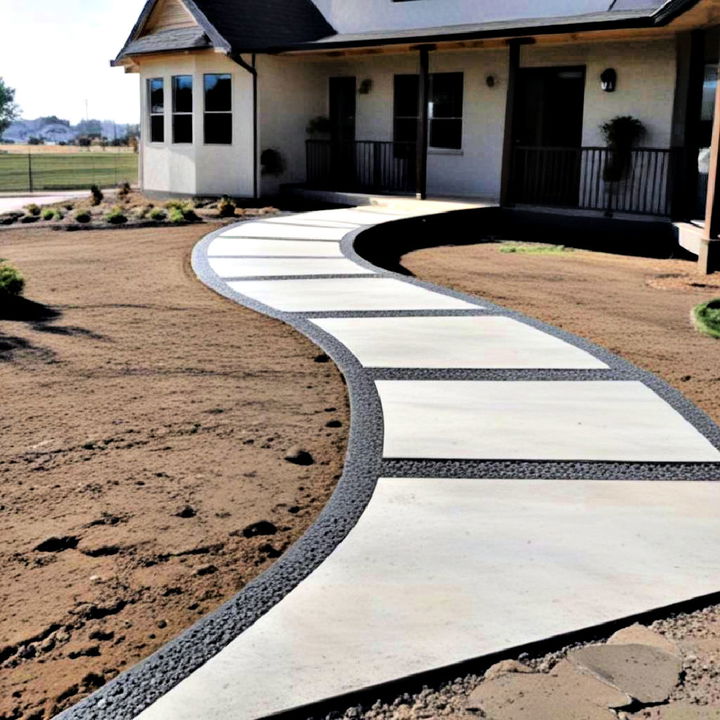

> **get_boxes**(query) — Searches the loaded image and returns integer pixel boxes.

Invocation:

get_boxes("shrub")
[74,210,92,224]
[149,207,167,221]
[42,209,55,221]
[0,213,18,225]
[63,202,74,211]
[20,215,39,224]
[168,207,185,224]
[90,185,104,206]
[181,205,199,222]
[261,148,285,176]
[217,195,236,218]
[106,206,128,225]
[25,203,41,216]
[693,298,720,339]
[52,210,64,221]
[0,263,24,296]
[118,181,132,197]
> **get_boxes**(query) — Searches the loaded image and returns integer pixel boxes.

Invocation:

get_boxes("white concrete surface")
[137,478,720,720]
[209,257,373,278]
[208,237,344,258]
[0,191,87,214]
[377,380,720,462]
[227,278,479,312]
[310,316,609,369]
[221,223,350,241]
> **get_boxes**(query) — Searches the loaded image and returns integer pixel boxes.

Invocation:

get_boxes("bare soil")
[403,241,720,426]
[0,223,348,720]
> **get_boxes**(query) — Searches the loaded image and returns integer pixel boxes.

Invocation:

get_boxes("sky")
[1,0,148,124]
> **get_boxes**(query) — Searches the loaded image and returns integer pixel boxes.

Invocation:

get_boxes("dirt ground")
[403,241,720,426]
[0,223,349,720]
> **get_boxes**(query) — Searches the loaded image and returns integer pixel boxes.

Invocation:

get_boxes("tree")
[0,77,19,137]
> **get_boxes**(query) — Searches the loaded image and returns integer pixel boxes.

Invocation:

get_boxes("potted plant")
[600,115,646,183]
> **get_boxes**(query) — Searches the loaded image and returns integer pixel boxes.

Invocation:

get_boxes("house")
[114,0,720,269]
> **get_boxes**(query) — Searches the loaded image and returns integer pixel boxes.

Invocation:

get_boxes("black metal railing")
[306,140,417,194]
[510,146,682,217]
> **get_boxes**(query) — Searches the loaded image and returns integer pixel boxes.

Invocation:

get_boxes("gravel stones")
[568,644,683,705]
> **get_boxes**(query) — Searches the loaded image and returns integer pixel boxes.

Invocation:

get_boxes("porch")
[305,140,682,218]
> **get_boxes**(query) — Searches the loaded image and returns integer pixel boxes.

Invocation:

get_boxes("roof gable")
[143,0,197,34]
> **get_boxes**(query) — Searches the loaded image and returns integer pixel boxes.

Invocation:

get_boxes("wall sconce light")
[486,75,497,88]
[601,68,617,92]
[359,78,373,95]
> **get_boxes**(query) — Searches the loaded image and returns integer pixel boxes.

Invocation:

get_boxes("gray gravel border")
[56,207,720,720]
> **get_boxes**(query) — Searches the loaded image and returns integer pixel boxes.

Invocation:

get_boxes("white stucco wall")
[314,0,611,34]
[138,53,254,197]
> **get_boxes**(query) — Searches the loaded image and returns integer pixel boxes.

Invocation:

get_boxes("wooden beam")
[500,40,521,206]
[704,64,720,238]
[416,46,430,200]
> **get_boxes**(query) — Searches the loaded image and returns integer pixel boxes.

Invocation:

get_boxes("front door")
[511,66,586,206]
[329,77,357,188]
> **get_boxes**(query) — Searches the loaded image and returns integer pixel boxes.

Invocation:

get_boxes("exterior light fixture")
[486,75,496,88]
[359,78,373,95]
[601,68,617,92]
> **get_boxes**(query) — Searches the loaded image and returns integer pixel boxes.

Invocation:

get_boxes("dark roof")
[114,0,335,62]
[120,27,211,56]
[115,0,703,62]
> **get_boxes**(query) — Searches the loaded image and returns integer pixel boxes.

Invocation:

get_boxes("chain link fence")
[0,152,139,192]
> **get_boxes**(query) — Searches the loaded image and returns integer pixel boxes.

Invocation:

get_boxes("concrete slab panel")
[310,316,608,369]
[220,223,350,241]
[208,237,343,258]
[226,278,480,312]
[377,381,720,462]
[136,478,720,720]
[295,209,411,225]
[208,257,373,278]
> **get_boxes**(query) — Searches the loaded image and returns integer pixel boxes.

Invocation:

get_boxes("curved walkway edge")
[58,202,720,720]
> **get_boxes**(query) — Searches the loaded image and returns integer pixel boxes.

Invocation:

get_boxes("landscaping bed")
[0,223,348,720]
[0,186,278,231]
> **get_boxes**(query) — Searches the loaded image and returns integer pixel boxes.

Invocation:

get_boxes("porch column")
[702,63,720,273]
[416,45,431,200]
[500,39,522,207]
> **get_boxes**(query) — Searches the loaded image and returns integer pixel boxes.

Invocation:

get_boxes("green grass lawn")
[0,153,138,191]
[693,298,720,339]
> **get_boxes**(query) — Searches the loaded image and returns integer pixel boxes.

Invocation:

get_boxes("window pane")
[149,78,164,114]
[430,119,462,149]
[150,115,164,143]
[430,73,463,119]
[394,75,419,118]
[173,114,193,144]
[173,75,193,113]
[205,74,232,112]
[394,118,418,144]
[205,113,232,144]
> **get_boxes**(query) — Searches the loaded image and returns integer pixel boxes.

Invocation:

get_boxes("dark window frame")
[148,77,165,144]
[393,72,464,151]
[203,73,233,145]
[172,75,193,145]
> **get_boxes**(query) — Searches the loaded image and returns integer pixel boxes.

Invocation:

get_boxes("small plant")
[0,262,25,296]
[106,206,128,225]
[25,203,41,216]
[217,195,236,218]
[118,181,132,197]
[90,185,104,206]
[20,215,39,224]
[601,116,646,183]
[261,148,285,176]
[63,202,74,211]
[42,209,55,221]
[168,207,185,224]
[692,298,720,339]
[74,210,92,224]
[149,207,167,221]
[499,242,572,255]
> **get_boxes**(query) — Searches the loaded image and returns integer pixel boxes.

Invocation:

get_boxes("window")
[393,72,464,150]
[204,74,232,144]
[172,75,193,144]
[148,78,164,143]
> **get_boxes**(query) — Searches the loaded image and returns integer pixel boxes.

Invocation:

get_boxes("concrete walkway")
[59,201,720,720]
